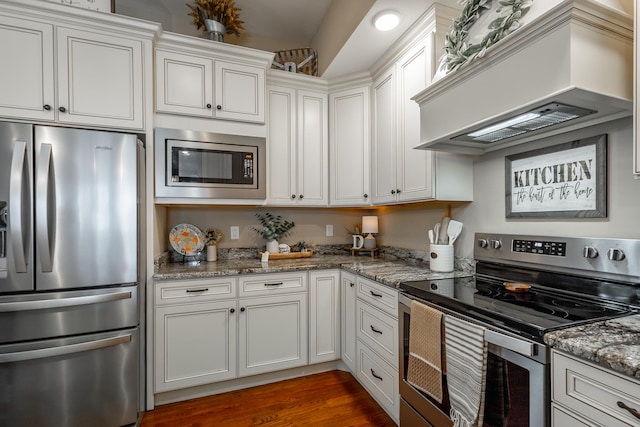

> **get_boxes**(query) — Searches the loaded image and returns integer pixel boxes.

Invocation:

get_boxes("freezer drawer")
[0,285,138,343]
[0,327,139,427]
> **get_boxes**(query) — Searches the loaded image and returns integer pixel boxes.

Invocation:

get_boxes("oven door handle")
[484,329,535,357]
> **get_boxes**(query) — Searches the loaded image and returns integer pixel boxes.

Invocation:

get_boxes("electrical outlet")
[326,224,333,237]
[230,226,240,240]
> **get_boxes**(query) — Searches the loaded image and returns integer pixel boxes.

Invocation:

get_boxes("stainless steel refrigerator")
[0,123,141,426]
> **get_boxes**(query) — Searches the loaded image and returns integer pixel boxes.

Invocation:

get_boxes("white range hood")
[412,0,633,155]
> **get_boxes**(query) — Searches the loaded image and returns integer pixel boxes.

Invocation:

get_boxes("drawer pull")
[370,369,383,381]
[370,290,383,298]
[185,288,208,293]
[617,401,640,420]
[350,282,354,287]
[264,282,283,287]
[370,325,383,334]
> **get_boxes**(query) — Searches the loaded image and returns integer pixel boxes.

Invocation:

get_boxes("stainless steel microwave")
[155,128,266,199]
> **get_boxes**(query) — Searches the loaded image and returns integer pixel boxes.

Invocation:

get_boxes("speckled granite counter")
[154,254,475,289]
[544,314,640,380]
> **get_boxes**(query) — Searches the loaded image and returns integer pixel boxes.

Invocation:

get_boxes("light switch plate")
[326,225,333,237]
[230,226,240,240]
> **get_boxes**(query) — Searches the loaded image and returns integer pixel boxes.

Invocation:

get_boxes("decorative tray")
[259,250,314,260]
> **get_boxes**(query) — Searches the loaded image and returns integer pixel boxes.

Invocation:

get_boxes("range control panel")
[513,239,566,256]
[474,233,640,280]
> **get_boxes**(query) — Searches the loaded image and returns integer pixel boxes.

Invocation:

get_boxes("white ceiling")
[115,0,458,79]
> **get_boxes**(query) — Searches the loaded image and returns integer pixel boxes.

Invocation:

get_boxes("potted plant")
[204,228,223,261]
[252,213,295,253]
[186,0,245,41]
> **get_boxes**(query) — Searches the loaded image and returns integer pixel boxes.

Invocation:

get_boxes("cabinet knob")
[583,246,599,259]
[58,106,66,113]
[206,104,212,109]
[390,190,395,195]
[607,248,626,261]
[216,105,222,110]
[291,194,296,199]
[240,307,245,312]
[299,194,304,199]
[363,194,368,198]
[230,308,235,313]
[350,282,354,287]
[396,188,401,194]
[43,104,51,111]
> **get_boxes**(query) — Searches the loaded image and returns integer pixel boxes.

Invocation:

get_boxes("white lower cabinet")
[552,350,640,427]
[155,273,309,393]
[309,270,341,364]
[341,271,357,372]
[238,293,308,376]
[354,276,399,422]
[155,299,238,392]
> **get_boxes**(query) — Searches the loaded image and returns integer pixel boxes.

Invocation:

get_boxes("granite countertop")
[544,314,640,380]
[154,253,475,288]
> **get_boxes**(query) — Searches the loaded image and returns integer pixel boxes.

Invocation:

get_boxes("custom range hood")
[412,0,633,155]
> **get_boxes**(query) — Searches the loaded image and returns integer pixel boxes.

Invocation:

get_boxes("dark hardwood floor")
[140,370,397,426]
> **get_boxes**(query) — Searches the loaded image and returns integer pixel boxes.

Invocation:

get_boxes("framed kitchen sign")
[505,135,607,218]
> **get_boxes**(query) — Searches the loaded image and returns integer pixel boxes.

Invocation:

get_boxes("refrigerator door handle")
[36,143,54,272]
[0,334,132,363]
[0,289,133,313]
[9,140,28,273]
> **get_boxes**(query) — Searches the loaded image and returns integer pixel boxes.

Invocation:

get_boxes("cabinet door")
[238,293,308,377]
[267,85,297,204]
[0,15,55,121]
[309,270,341,364]
[341,272,357,372]
[396,38,434,202]
[296,89,328,205]
[635,2,640,175]
[329,86,371,206]
[214,60,265,123]
[155,300,237,392]
[155,50,214,117]
[56,27,144,129]
[372,70,397,204]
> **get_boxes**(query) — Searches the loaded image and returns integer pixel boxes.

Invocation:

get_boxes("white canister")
[429,244,454,272]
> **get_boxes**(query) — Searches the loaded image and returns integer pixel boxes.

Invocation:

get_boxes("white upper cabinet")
[154,34,271,125]
[0,4,153,130]
[56,27,144,129]
[635,2,640,175]
[0,15,54,122]
[371,11,472,205]
[267,73,328,206]
[329,83,371,206]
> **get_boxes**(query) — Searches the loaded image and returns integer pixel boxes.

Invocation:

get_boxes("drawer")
[356,341,399,422]
[356,299,398,368]
[552,350,640,427]
[238,272,307,297]
[356,276,398,318]
[551,403,597,427]
[155,277,237,305]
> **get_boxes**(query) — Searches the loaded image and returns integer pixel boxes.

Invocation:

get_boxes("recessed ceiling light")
[373,10,400,31]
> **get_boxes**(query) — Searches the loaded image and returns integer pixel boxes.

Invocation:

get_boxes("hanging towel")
[444,315,488,427]
[407,300,443,403]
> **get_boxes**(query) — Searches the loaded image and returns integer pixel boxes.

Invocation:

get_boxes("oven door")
[399,293,550,427]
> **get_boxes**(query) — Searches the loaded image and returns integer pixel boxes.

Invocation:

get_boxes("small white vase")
[266,239,279,253]
[206,244,217,262]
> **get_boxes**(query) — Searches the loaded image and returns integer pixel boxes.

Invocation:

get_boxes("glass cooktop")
[400,275,636,342]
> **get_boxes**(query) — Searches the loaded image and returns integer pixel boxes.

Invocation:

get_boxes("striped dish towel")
[444,315,488,427]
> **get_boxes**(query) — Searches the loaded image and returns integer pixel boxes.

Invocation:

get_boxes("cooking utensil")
[438,217,450,244]
[447,220,463,245]
[434,223,440,245]
[428,229,434,244]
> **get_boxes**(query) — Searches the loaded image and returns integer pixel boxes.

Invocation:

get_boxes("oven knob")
[583,246,599,259]
[607,248,626,261]
[477,239,489,248]
[490,239,502,249]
